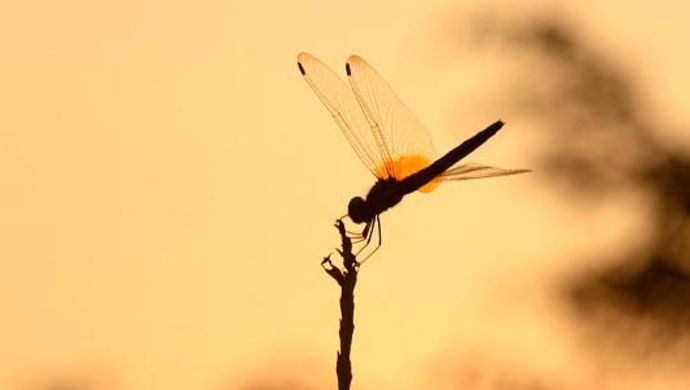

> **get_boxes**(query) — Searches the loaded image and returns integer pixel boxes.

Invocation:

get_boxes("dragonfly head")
[348,196,368,224]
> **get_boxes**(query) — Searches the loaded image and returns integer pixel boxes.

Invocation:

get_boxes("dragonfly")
[297,53,528,259]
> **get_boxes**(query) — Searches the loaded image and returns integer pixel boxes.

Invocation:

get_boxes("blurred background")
[1,0,689,389]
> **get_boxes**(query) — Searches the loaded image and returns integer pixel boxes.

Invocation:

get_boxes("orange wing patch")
[375,154,440,193]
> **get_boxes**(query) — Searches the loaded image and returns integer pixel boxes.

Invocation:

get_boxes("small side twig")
[321,219,358,390]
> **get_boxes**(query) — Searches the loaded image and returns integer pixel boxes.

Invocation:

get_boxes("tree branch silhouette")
[321,219,358,390]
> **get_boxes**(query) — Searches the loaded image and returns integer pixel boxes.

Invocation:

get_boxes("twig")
[321,219,358,390]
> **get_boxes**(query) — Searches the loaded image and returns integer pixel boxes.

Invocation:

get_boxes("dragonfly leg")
[361,222,371,240]
[358,215,382,264]
[346,229,364,237]
[351,236,366,244]
[376,215,382,248]
[337,217,366,238]
[355,219,375,257]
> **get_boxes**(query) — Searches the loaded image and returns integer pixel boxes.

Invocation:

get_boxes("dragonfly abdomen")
[400,120,504,193]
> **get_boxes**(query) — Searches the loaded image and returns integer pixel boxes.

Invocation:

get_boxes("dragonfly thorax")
[348,179,407,224]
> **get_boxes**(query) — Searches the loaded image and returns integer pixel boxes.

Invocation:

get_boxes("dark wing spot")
[297,62,306,75]
[345,63,352,76]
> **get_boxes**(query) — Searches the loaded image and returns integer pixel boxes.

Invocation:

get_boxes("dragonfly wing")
[345,55,437,180]
[438,162,531,181]
[297,53,390,179]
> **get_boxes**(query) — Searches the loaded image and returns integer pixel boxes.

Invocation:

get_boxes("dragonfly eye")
[348,196,367,224]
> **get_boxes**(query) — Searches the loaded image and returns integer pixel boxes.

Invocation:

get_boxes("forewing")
[438,162,531,181]
[297,52,389,179]
[345,55,436,179]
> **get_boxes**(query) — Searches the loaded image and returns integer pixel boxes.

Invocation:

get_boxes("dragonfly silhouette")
[298,53,528,259]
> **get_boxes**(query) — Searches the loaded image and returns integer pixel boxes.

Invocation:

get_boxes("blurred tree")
[469,14,690,346]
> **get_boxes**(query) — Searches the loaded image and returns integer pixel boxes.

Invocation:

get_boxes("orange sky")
[1,1,689,389]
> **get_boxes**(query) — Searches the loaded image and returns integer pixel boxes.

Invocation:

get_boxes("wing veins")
[345,55,438,181]
[348,79,397,178]
[298,53,392,179]
[439,162,531,181]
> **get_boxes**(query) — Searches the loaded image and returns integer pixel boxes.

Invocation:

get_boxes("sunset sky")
[1,1,689,389]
